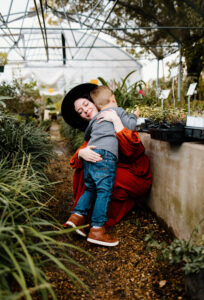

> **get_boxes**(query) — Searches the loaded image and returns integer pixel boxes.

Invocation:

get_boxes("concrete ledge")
[140,133,204,240]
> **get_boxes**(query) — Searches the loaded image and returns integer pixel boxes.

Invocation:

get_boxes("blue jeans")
[73,149,117,227]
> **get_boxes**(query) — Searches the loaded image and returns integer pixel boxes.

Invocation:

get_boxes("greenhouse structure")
[0,1,204,299]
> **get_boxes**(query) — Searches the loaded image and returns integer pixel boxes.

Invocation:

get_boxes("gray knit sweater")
[84,107,137,159]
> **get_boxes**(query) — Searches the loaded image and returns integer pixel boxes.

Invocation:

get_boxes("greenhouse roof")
[0,1,203,89]
[0,0,143,67]
[1,0,203,65]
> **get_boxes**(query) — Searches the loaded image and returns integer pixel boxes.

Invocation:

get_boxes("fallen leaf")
[159,280,167,288]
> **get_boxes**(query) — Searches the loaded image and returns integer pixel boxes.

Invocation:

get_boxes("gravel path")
[46,121,186,300]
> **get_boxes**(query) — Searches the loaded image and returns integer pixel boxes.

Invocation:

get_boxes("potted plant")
[0,52,8,72]
[146,107,187,143]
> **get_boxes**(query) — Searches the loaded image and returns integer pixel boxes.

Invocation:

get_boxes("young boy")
[66,85,138,247]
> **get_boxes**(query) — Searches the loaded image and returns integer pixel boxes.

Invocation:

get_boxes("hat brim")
[61,83,97,131]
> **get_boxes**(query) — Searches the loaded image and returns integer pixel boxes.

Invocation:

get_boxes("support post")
[156,58,159,97]
[177,43,182,102]
[161,98,164,110]
[188,95,191,114]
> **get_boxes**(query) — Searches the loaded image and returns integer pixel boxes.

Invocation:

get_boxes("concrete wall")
[140,133,204,240]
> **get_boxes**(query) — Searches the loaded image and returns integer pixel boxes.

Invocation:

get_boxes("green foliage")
[0,112,54,171]
[60,120,84,151]
[140,106,187,125]
[98,72,158,109]
[0,52,8,65]
[98,77,108,86]
[42,94,63,106]
[0,80,40,116]
[161,237,204,275]
[149,236,204,275]
[0,157,90,299]
[0,96,12,109]
[0,111,90,298]
[40,119,52,131]
[0,81,17,97]
[189,100,204,116]
[148,223,204,275]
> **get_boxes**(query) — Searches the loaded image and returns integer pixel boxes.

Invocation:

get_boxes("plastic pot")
[185,269,204,300]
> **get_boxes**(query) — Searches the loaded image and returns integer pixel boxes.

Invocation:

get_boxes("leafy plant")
[148,222,204,275]
[98,72,159,109]
[0,52,8,65]
[97,77,108,86]
[149,107,187,126]
[131,105,187,127]
[161,237,204,275]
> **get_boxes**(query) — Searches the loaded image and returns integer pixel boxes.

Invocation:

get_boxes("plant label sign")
[187,83,197,96]
[159,89,170,99]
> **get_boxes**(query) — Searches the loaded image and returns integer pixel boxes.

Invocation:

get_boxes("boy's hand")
[131,107,140,117]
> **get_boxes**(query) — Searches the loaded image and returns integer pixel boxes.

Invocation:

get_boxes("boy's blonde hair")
[90,85,113,109]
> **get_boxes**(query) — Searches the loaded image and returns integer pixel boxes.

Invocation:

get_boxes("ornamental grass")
[0,112,90,299]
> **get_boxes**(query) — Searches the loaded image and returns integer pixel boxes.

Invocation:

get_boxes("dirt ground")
[46,122,186,300]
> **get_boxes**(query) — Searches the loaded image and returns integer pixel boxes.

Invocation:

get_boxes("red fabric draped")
[70,128,152,227]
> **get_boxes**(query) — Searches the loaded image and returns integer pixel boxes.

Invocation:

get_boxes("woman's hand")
[78,145,102,162]
[96,109,124,132]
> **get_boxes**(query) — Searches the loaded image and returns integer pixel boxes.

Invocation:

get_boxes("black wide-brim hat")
[61,83,97,131]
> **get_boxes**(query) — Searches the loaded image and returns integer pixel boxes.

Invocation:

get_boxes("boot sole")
[87,238,119,247]
[66,221,87,237]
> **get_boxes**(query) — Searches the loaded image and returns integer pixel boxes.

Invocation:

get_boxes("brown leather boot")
[87,226,119,246]
[65,214,87,237]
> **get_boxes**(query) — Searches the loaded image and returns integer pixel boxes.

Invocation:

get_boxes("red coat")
[70,128,152,226]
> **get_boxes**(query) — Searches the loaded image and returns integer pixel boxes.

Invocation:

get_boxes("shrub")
[0,79,40,116]
[0,112,54,171]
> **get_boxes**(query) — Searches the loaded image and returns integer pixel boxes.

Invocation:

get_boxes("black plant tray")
[139,119,153,133]
[185,126,204,140]
[150,125,185,143]
[137,125,150,133]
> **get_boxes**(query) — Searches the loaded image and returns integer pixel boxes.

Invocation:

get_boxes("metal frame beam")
[33,0,49,61]
[3,26,204,30]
